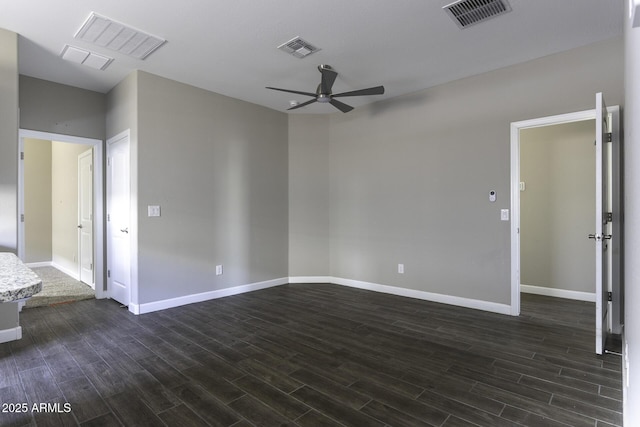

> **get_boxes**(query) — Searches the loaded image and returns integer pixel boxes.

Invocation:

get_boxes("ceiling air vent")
[60,44,113,70]
[74,12,166,60]
[443,0,512,29]
[277,37,320,59]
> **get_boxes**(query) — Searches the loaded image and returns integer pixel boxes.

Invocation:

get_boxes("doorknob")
[77,225,83,229]
[588,234,612,241]
[120,228,129,233]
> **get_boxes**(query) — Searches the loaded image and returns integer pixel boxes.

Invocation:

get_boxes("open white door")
[107,133,131,307]
[593,92,611,355]
[78,149,94,288]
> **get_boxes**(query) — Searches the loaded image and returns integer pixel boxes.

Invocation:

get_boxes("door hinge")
[608,292,613,302]
[107,269,110,278]
[107,214,110,222]
[20,152,24,160]
[89,263,93,270]
[20,214,25,222]
[606,132,612,143]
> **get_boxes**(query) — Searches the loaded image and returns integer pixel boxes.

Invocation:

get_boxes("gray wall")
[0,29,19,253]
[127,71,288,304]
[624,0,640,422]
[19,76,106,140]
[288,36,624,306]
[520,121,596,294]
[288,114,331,277]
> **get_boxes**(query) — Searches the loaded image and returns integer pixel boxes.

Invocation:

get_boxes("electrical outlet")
[148,205,161,217]
[398,263,404,274]
[215,265,223,276]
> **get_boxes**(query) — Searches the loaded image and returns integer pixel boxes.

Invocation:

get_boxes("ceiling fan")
[266,64,385,113]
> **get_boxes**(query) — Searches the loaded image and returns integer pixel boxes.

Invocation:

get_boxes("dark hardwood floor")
[0,284,622,426]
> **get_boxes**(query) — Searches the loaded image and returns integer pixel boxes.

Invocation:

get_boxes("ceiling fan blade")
[287,98,317,111]
[266,87,317,98]
[330,99,354,113]
[320,66,338,94]
[333,85,385,98]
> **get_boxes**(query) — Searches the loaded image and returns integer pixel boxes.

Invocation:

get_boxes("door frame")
[510,106,621,334]
[17,129,106,299]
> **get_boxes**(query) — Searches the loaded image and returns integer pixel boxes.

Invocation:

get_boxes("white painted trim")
[130,277,289,315]
[520,284,596,302]
[17,129,105,300]
[129,275,513,317]
[0,326,22,344]
[288,276,332,283]
[25,261,53,268]
[288,276,513,315]
[51,261,80,281]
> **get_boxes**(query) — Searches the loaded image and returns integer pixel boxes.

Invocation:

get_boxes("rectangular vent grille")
[444,0,511,29]
[75,12,166,60]
[277,37,320,59]
[61,44,113,70]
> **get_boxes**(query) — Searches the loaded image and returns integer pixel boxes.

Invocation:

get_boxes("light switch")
[501,209,510,221]
[148,205,161,217]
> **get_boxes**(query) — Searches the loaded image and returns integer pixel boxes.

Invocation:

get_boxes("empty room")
[2,1,640,426]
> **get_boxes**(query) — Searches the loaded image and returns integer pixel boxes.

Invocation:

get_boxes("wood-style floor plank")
[0,284,622,426]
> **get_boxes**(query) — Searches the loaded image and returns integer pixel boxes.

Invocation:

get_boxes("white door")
[78,149,94,288]
[107,134,131,307]
[593,92,611,355]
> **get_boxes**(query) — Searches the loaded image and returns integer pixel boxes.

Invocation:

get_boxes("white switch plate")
[501,209,510,221]
[148,205,161,217]
[215,265,223,275]
[398,263,404,274]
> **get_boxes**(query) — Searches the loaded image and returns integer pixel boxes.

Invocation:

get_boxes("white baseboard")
[288,276,512,315]
[520,284,596,302]
[288,276,332,284]
[25,261,53,268]
[51,262,80,281]
[0,326,22,344]
[130,277,289,315]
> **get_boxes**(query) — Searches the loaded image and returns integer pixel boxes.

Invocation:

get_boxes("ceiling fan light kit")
[267,64,384,113]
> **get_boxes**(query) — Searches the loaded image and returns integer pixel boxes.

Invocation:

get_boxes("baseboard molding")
[130,277,289,315]
[130,275,514,316]
[0,326,22,344]
[25,261,52,268]
[51,262,80,281]
[288,276,332,284]
[288,276,512,315]
[520,284,596,302]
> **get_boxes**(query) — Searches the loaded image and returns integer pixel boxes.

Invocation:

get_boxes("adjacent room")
[1,0,640,426]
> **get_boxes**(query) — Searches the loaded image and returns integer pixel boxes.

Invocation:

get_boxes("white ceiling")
[0,0,624,114]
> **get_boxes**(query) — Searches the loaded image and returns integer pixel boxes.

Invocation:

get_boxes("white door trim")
[510,106,621,333]
[17,129,105,299]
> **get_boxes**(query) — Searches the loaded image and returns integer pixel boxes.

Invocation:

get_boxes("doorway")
[519,120,596,302]
[18,129,105,299]
[510,104,621,353]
